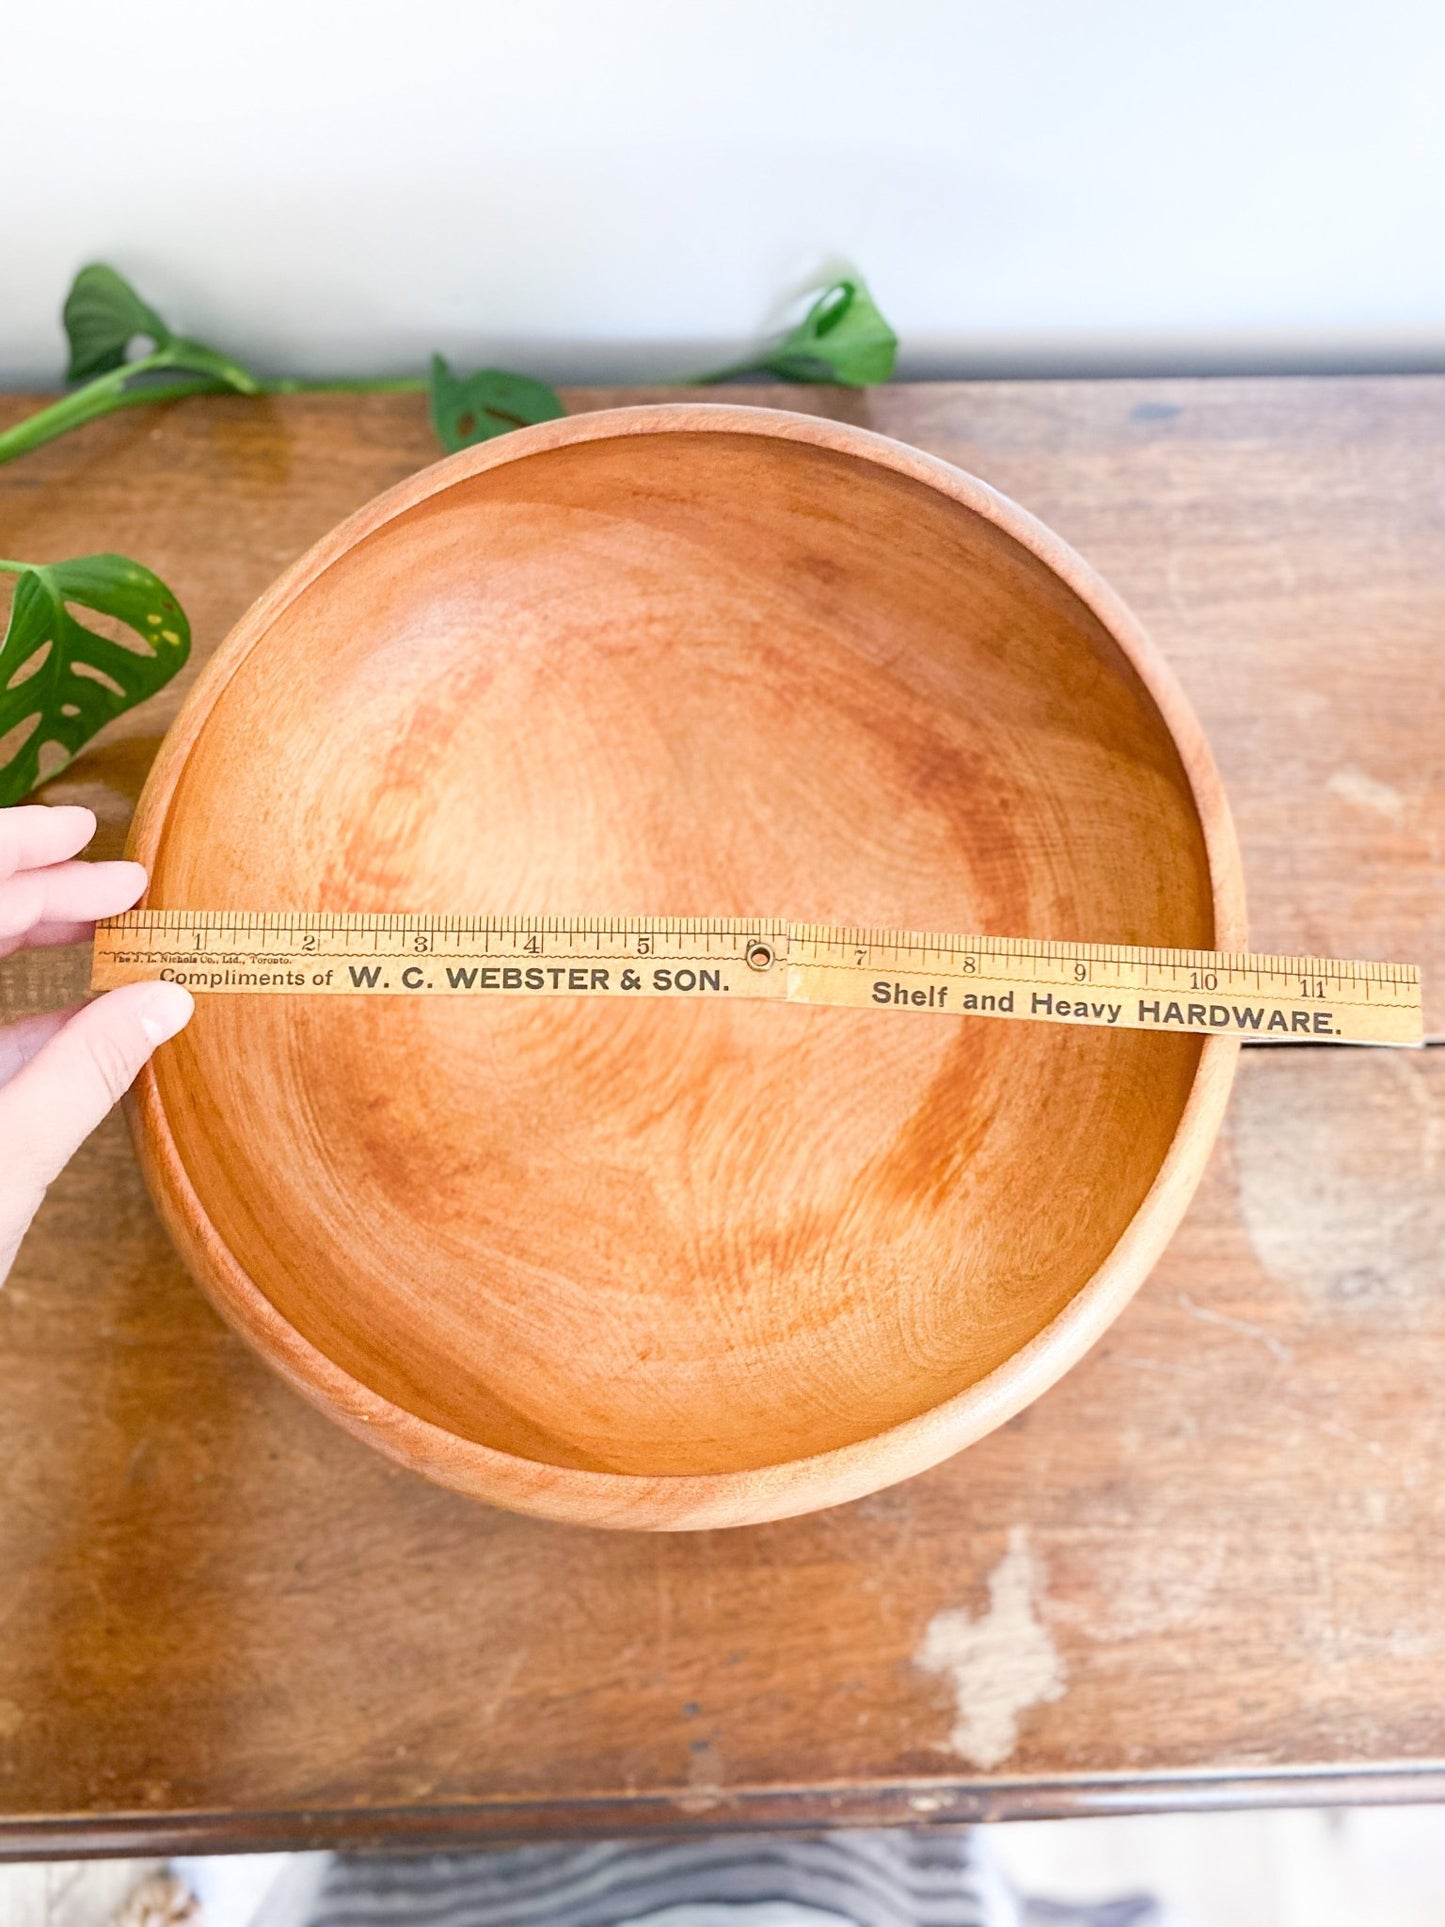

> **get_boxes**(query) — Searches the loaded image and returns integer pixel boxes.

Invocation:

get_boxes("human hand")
[0,804,193,1285]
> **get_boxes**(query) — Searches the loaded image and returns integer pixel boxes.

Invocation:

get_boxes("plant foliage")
[428,354,566,452]
[0,554,191,805]
[703,277,898,386]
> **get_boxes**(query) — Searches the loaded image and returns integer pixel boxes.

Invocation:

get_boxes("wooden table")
[0,379,1441,1857]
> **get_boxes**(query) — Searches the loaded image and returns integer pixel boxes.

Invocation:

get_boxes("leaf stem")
[691,347,794,384]
[266,376,427,394]
[0,366,432,467]
[0,360,229,464]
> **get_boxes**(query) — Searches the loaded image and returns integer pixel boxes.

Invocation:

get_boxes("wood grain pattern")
[124,404,1241,1527]
[0,378,1441,1847]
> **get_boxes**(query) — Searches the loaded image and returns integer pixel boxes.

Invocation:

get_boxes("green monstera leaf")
[0,267,263,468]
[703,276,899,387]
[0,554,191,805]
[62,262,260,394]
[763,277,898,385]
[63,263,173,379]
[428,353,566,452]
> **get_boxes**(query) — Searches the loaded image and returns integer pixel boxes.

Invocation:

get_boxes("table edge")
[8,1766,1445,1859]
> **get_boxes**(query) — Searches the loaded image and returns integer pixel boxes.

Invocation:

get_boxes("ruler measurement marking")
[787,956,1393,1009]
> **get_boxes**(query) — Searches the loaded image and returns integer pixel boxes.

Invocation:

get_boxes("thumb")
[0,980,193,1229]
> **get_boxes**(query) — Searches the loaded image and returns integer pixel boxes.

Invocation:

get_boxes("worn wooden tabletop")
[0,379,1441,1857]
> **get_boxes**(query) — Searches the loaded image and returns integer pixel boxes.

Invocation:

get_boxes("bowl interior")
[149,426,1214,1477]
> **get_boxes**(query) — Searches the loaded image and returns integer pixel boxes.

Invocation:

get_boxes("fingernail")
[139,983,195,1045]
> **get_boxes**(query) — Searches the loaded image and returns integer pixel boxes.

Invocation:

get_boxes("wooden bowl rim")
[127,402,1246,1531]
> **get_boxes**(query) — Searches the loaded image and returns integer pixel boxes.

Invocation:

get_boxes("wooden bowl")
[128,404,1244,1530]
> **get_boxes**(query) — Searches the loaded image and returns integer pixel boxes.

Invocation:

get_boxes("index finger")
[0,805,98,880]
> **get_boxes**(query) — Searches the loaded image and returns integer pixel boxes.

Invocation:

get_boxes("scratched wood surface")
[0,379,1441,1854]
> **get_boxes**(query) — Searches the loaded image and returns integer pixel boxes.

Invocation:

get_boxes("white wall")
[4,0,1444,385]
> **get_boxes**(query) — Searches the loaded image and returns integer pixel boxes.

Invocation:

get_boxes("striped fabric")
[291,1831,1019,1927]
